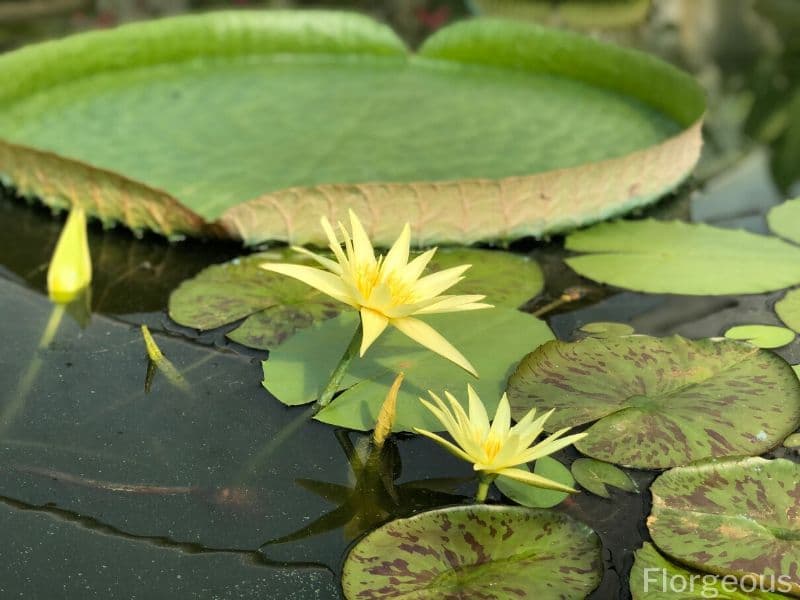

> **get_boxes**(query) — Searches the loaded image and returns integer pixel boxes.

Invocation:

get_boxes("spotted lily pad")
[648,458,800,596]
[169,248,543,350]
[505,335,800,468]
[0,11,703,244]
[767,197,800,245]
[724,324,796,349]
[263,309,554,432]
[565,219,800,295]
[630,543,788,599]
[495,456,574,508]
[571,458,637,498]
[341,505,602,599]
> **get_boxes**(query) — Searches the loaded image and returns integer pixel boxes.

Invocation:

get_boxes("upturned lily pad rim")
[0,10,705,244]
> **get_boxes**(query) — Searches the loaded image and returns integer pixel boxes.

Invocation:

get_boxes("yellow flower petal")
[496,467,578,494]
[402,248,437,282]
[516,431,589,464]
[413,265,470,300]
[359,307,389,356]
[260,263,354,306]
[392,316,477,376]
[414,427,475,464]
[320,216,350,268]
[47,207,92,304]
[290,245,342,274]
[415,296,492,315]
[348,209,376,268]
[488,393,512,441]
[381,223,411,275]
[466,385,490,437]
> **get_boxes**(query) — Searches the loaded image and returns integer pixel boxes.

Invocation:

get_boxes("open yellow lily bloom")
[260,210,491,376]
[47,207,92,304]
[414,386,587,493]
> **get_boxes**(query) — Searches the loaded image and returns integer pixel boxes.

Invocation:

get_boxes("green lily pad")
[571,458,637,498]
[784,433,800,449]
[341,505,602,599]
[630,542,788,599]
[579,321,635,338]
[648,457,800,596]
[169,248,544,350]
[506,335,800,468]
[262,309,554,432]
[776,289,800,333]
[0,11,703,244]
[724,324,796,349]
[565,219,800,295]
[495,456,574,508]
[767,198,800,245]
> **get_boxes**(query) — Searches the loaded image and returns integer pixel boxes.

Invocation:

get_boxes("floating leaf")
[341,505,602,599]
[495,456,574,508]
[506,335,800,468]
[263,309,554,432]
[565,219,800,295]
[170,248,543,350]
[775,289,800,333]
[579,321,635,338]
[630,542,787,599]
[724,324,796,349]
[571,458,637,498]
[0,12,704,244]
[648,457,800,596]
[767,197,800,244]
[784,433,800,449]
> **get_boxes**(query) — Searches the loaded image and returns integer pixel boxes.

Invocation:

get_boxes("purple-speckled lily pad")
[506,335,800,469]
[648,458,800,597]
[341,505,602,599]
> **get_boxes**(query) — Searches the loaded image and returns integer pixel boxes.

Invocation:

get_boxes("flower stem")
[316,320,363,409]
[475,473,495,503]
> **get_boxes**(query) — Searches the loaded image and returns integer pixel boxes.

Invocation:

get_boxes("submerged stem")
[474,473,495,503]
[316,320,363,409]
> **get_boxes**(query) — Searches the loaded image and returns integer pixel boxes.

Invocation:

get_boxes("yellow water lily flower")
[414,386,587,494]
[260,210,492,376]
[47,206,92,304]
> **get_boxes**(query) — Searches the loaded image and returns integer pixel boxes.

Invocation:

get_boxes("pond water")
[1,3,799,599]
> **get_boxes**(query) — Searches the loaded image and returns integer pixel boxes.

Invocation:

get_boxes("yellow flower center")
[481,433,503,464]
[352,256,417,306]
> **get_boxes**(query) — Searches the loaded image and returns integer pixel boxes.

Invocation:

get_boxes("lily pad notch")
[0,10,705,245]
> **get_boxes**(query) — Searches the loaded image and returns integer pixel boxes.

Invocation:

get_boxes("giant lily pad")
[648,458,800,596]
[565,219,800,295]
[0,11,704,245]
[341,505,602,599]
[505,335,800,468]
[262,309,554,432]
[169,248,544,349]
[630,543,788,599]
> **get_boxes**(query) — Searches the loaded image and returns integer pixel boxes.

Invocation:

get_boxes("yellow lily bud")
[373,372,404,449]
[47,207,92,304]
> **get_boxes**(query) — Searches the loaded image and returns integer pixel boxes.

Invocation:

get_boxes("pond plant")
[1,6,800,600]
[260,210,491,407]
